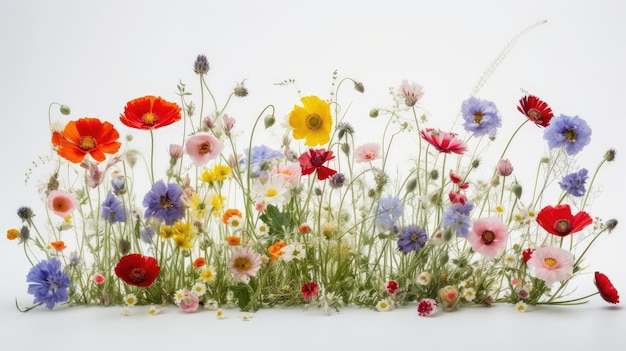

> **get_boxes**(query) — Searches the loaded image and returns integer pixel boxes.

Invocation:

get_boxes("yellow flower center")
[544,257,557,267]
[142,112,158,125]
[481,230,495,244]
[473,111,483,123]
[306,113,322,130]
[79,136,97,151]
[564,128,577,141]
[265,188,278,198]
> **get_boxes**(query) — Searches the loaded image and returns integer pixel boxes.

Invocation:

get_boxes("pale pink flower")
[273,162,302,184]
[222,114,236,132]
[354,143,381,163]
[93,273,105,284]
[185,132,224,166]
[398,80,425,107]
[169,144,184,158]
[228,246,263,283]
[497,159,514,176]
[467,217,508,258]
[526,246,574,287]
[255,202,266,212]
[177,289,200,313]
[417,298,437,316]
[47,190,78,218]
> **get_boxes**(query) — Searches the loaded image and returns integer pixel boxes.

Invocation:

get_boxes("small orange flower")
[119,95,182,130]
[226,236,241,246]
[268,241,287,261]
[6,228,19,240]
[193,257,206,269]
[50,241,66,251]
[52,117,121,163]
[222,208,243,225]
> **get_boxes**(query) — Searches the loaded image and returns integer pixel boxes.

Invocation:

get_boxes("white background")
[0,1,624,349]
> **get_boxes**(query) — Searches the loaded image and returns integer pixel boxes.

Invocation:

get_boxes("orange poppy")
[192,257,206,269]
[268,241,287,261]
[52,117,121,163]
[225,236,241,246]
[119,95,182,130]
[50,241,66,251]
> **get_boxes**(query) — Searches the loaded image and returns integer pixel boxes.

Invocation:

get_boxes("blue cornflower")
[559,168,588,197]
[461,97,501,138]
[543,114,592,156]
[240,145,284,177]
[26,257,71,309]
[397,225,427,253]
[442,201,474,238]
[142,180,185,225]
[101,192,127,223]
[375,195,403,230]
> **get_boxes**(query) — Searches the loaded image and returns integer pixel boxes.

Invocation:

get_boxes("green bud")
[511,183,523,199]
[429,169,439,180]
[264,114,275,129]
[369,109,379,118]
[405,178,417,193]
[606,219,618,232]
[472,159,480,168]
[59,105,71,115]
[604,149,616,162]
[354,81,365,93]
[341,143,350,156]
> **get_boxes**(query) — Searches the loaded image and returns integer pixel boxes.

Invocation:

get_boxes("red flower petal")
[114,253,160,287]
[536,204,592,237]
[517,95,554,127]
[595,271,619,304]
[119,95,182,130]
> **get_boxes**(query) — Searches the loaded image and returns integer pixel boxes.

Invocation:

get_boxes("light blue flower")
[461,97,501,137]
[543,114,592,156]
[559,168,588,197]
[376,195,403,230]
[26,257,71,309]
[442,201,474,238]
[143,180,185,225]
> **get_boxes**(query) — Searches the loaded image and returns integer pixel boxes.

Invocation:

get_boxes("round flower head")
[398,80,425,107]
[354,143,381,163]
[185,132,224,166]
[420,128,467,154]
[26,257,71,309]
[47,190,78,218]
[142,180,185,225]
[417,298,437,316]
[543,114,592,156]
[289,95,333,146]
[298,148,337,180]
[119,95,182,130]
[497,159,514,176]
[526,246,573,287]
[114,253,161,287]
[51,117,121,163]
[517,95,554,127]
[177,289,200,313]
[536,204,592,237]
[558,168,588,197]
[228,246,263,283]
[301,281,319,300]
[461,97,502,137]
[467,217,508,258]
[397,225,427,253]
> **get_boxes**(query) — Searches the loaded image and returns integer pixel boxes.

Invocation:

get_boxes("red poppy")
[536,204,592,237]
[119,95,182,130]
[114,253,160,287]
[299,148,337,180]
[301,281,318,300]
[522,248,534,263]
[594,271,619,304]
[420,128,467,154]
[517,95,554,127]
[52,117,121,163]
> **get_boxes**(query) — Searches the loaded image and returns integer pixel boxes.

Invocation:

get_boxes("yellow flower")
[201,168,217,183]
[213,164,232,181]
[199,266,217,282]
[162,221,196,249]
[289,95,332,146]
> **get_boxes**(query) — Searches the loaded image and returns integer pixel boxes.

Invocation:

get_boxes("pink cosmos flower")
[354,143,381,163]
[273,162,302,184]
[177,289,200,313]
[398,80,425,107]
[467,217,508,258]
[228,246,263,283]
[185,132,224,166]
[417,298,437,316]
[526,246,574,287]
[93,273,105,284]
[47,190,78,218]
[222,114,236,132]
[420,128,467,154]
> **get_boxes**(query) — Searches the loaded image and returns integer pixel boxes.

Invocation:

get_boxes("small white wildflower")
[462,288,476,301]
[124,294,138,306]
[515,301,527,312]
[148,306,160,315]
[121,307,131,316]
[191,282,207,296]
[173,288,185,304]
[416,272,431,285]
[204,299,219,310]
[376,299,392,312]
[216,309,224,319]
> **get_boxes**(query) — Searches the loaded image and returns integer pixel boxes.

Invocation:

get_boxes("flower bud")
[472,159,480,168]
[405,178,417,193]
[193,54,209,75]
[606,219,618,232]
[369,109,379,118]
[60,105,71,115]
[490,175,500,187]
[264,114,275,129]
[429,169,439,180]
[511,183,523,199]
[354,81,365,93]
[497,159,514,176]
[604,149,616,162]
[234,80,248,97]
[341,143,350,156]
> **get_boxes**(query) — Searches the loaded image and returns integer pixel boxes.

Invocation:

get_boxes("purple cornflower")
[559,168,588,197]
[329,173,346,189]
[543,114,592,156]
[101,192,127,223]
[375,195,403,230]
[397,225,427,253]
[143,180,185,225]
[26,257,71,309]
[442,201,474,238]
[461,97,501,138]
[240,145,284,177]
